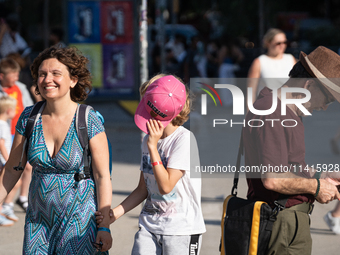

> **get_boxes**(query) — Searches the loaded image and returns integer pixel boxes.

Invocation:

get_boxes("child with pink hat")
[97,74,206,254]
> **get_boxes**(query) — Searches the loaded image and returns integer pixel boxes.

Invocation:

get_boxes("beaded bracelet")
[314,178,320,198]
[98,227,111,234]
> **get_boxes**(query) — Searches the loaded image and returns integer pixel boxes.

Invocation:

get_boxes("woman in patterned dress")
[0,46,112,254]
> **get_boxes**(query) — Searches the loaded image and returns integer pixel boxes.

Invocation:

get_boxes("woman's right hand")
[96,209,115,224]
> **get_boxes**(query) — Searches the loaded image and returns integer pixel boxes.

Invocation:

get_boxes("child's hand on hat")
[147,119,164,149]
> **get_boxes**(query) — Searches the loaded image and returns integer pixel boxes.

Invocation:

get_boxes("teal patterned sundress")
[16,105,108,255]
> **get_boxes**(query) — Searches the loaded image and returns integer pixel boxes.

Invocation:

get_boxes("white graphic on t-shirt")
[141,150,177,216]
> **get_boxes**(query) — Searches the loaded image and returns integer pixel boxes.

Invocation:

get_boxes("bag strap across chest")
[14,102,92,179]
[14,101,45,171]
[75,104,93,180]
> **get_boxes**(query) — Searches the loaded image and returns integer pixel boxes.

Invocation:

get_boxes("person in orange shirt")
[0,58,33,216]
[2,75,24,135]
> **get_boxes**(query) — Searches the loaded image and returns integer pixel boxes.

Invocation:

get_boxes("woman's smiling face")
[37,58,77,100]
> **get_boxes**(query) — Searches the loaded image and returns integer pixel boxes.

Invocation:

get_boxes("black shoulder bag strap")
[232,128,289,212]
[231,131,244,196]
[74,104,93,182]
[14,101,46,171]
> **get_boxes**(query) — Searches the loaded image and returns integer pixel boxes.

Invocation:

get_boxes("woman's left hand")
[146,119,164,148]
[95,230,112,252]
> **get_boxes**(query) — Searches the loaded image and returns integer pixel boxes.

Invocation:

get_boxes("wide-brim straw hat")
[299,46,340,103]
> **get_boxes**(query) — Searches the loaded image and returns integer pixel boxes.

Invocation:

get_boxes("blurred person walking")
[325,123,340,235]
[0,13,32,92]
[324,201,340,235]
[0,96,17,226]
[183,36,204,83]
[0,58,33,214]
[247,28,296,107]
[205,40,220,78]
[218,37,244,106]
[0,13,29,59]
[49,27,66,48]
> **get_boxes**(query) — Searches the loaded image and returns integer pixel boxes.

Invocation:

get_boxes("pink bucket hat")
[134,75,187,134]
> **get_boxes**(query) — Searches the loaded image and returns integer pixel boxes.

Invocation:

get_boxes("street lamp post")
[156,0,167,72]
[259,0,264,52]
[43,0,50,49]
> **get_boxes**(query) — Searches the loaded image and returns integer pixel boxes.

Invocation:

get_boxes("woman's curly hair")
[30,45,92,102]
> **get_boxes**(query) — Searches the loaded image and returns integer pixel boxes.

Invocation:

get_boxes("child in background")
[0,58,27,135]
[0,58,33,213]
[0,96,19,226]
[97,74,206,255]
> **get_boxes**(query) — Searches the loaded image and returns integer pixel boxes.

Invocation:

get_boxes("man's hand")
[322,171,340,186]
[316,179,340,204]
[325,177,340,186]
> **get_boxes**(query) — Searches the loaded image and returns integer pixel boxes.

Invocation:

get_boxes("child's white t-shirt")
[139,126,206,235]
[0,120,12,166]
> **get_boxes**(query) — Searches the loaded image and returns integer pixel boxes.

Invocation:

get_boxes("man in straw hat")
[243,46,340,254]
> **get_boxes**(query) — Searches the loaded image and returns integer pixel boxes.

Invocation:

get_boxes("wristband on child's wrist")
[98,227,111,234]
[151,161,163,166]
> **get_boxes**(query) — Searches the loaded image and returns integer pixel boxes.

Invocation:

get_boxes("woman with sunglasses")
[247,28,296,107]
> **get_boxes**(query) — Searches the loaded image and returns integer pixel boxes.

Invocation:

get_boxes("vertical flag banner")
[103,44,134,90]
[69,44,103,88]
[68,1,100,44]
[100,1,133,44]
